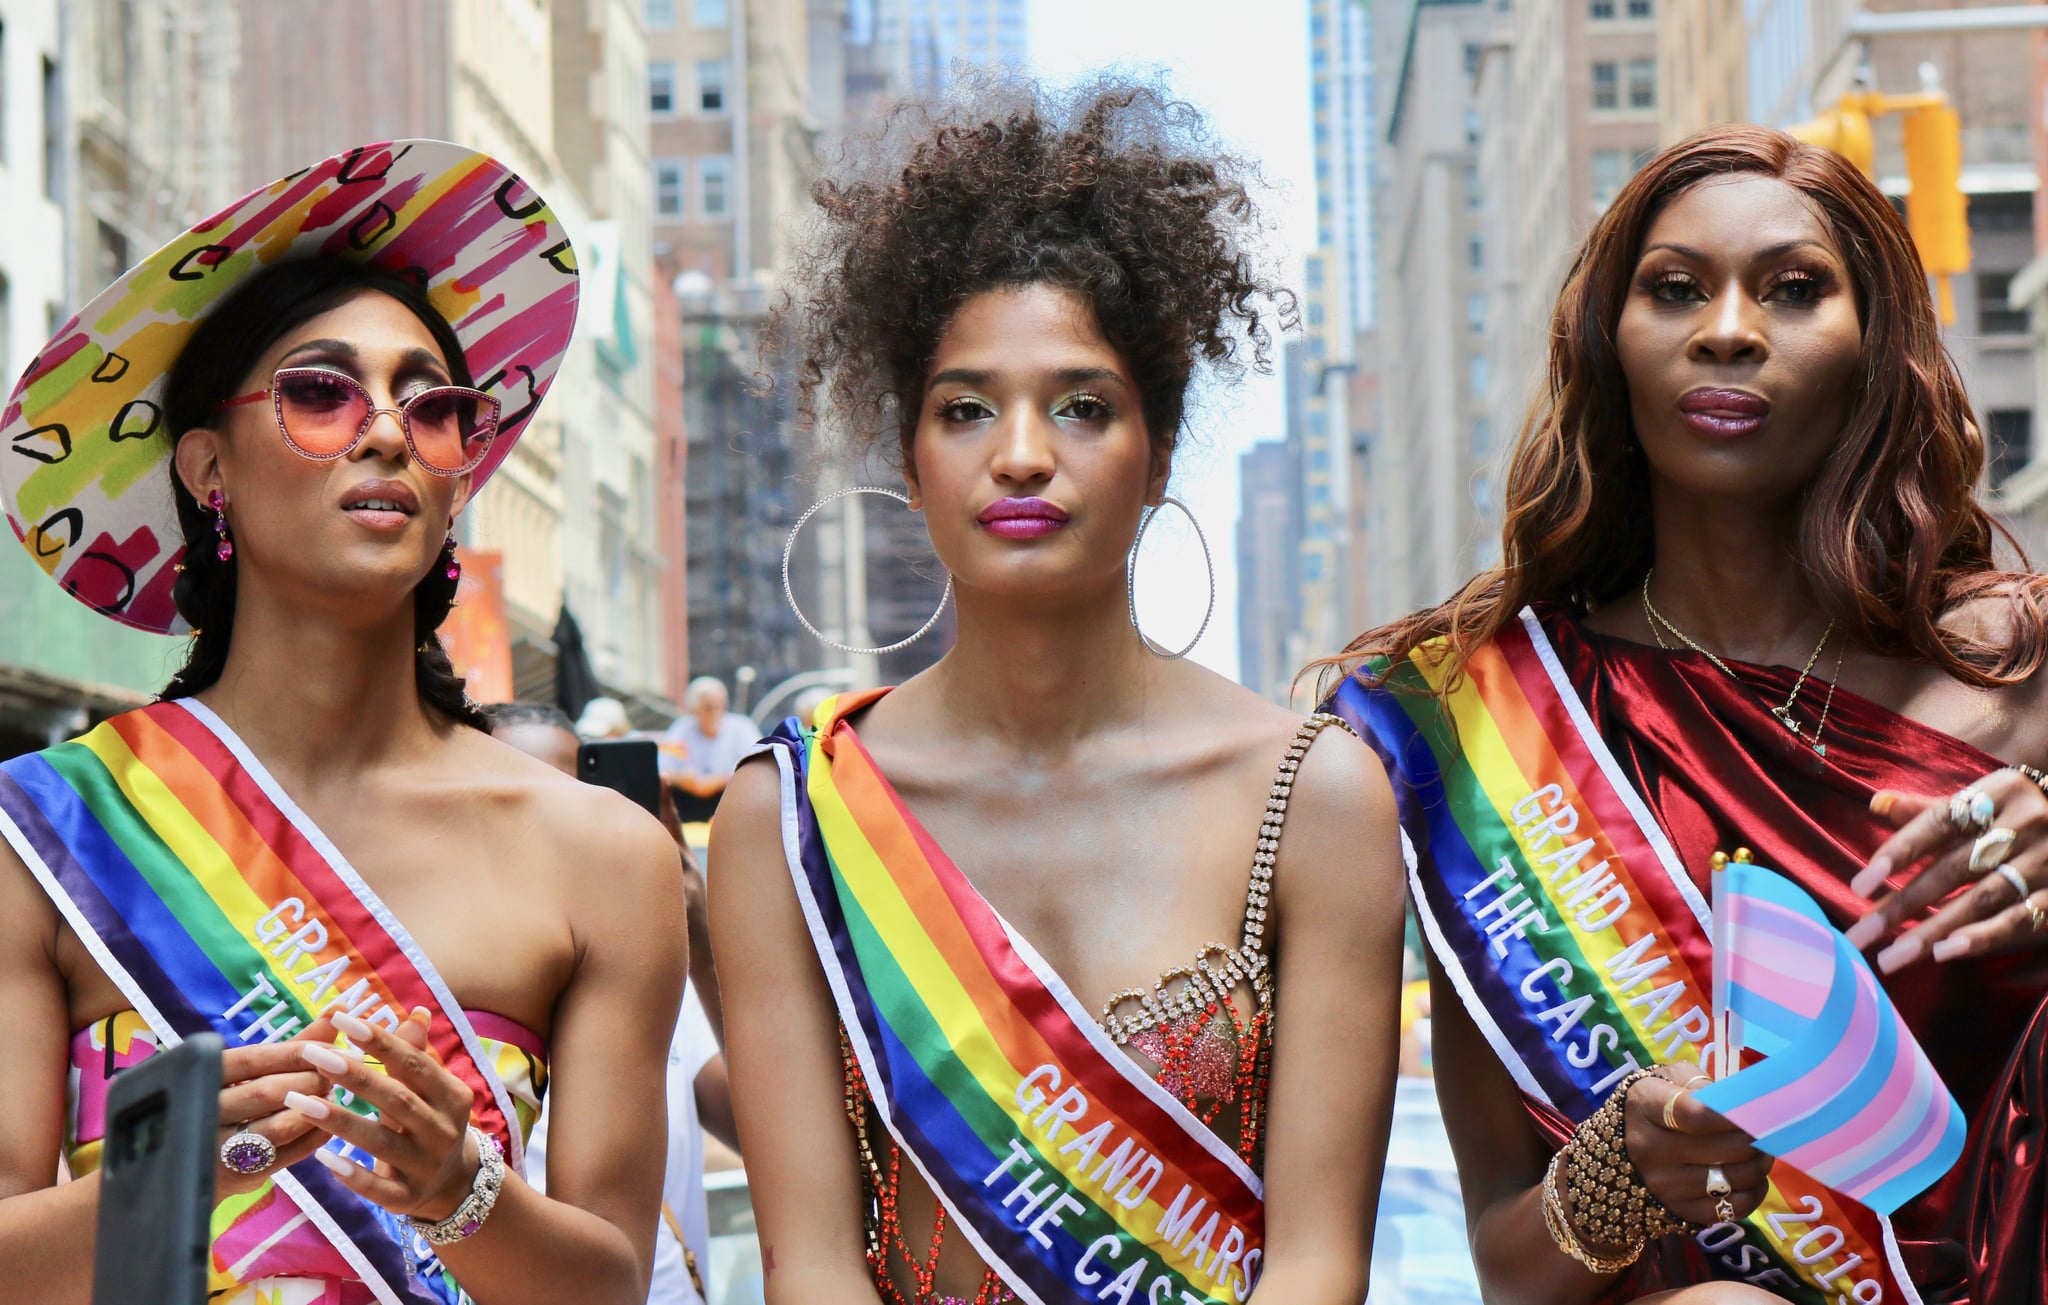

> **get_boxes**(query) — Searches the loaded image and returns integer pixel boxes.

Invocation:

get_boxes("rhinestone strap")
[410,1127,505,1246]
[1245,712,1351,955]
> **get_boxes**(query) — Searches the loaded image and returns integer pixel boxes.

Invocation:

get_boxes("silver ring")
[220,1129,278,1175]
[1969,827,2018,874]
[1126,495,1215,660]
[780,486,952,656]
[1950,787,1996,835]
[1705,1165,1732,1199]
[1996,863,2030,903]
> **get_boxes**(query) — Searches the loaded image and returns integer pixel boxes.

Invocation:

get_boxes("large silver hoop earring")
[782,485,953,656]
[1126,495,1215,660]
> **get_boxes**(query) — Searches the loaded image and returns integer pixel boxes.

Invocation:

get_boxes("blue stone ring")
[220,1129,278,1175]
[1950,788,1998,836]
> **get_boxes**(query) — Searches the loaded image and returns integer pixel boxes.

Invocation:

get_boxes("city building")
[1472,0,1661,575]
[1288,0,1374,665]
[0,0,240,755]
[1365,0,1494,626]
[871,0,1027,96]
[1659,0,1747,141]
[1237,439,1303,706]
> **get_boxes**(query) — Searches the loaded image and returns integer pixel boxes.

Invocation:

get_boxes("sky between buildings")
[1025,0,1316,685]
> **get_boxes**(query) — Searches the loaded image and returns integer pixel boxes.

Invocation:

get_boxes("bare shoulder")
[706,753,788,871]
[455,729,678,909]
[0,831,58,959]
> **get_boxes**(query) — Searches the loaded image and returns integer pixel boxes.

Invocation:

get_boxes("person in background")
[484,702,738,1305]
[661,677,760,823]
[577,696,636,741]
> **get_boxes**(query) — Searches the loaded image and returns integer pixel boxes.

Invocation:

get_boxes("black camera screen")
[110,1093,168,1169]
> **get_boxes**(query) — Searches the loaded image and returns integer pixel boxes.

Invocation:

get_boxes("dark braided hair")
[159,259,487,730]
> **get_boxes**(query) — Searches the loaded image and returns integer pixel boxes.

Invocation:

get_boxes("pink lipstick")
[1678,387,1770,439]
[976,496,1070,540]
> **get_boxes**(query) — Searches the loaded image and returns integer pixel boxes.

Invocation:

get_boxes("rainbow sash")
[0,699,523,1305]
[1327,609,1918,1304]
[755,693,1265,1305]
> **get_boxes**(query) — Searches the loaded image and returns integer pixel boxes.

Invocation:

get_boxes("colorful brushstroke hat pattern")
[0,139,579,635]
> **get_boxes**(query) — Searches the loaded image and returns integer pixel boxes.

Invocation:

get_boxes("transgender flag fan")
[1693,860,1968,1216]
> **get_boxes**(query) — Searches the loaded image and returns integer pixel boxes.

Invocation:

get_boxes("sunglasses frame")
[217,366,502,477]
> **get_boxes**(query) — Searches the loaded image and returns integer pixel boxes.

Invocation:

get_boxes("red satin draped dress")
[1528,611,2047,1303]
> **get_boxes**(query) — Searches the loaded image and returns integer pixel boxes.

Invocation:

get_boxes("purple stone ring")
[219,1129,278,1175]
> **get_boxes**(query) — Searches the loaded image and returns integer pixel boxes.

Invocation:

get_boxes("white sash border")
[177,698,526,1175]
[749,730,1265,1305]
[0,796,415,1305]
[1401,611,1918,1303]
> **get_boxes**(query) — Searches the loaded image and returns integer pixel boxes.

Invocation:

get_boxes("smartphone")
[579,737,663,816]
[93,1031,222,1305]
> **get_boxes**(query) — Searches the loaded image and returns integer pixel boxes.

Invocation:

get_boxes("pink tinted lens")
[274,370,370,456]
[405,388,496,472]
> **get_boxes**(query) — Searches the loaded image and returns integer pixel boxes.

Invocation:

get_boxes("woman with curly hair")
[1326,126,2048,1301]
[709,78,1408,1304]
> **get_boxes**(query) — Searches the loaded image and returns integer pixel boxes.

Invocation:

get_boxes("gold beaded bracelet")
[1540,1068,1693,1272]
[1541,1148,1641,1273]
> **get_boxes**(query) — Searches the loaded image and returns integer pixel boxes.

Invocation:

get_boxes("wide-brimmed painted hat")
[0,139,579,635]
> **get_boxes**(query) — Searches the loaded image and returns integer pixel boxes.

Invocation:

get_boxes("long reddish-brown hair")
[1326,124,2048,696]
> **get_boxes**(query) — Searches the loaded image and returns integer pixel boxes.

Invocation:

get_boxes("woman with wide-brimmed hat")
[0,141,684,1305]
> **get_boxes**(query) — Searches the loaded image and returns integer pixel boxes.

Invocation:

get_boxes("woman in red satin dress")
[1327,125,2048,1303]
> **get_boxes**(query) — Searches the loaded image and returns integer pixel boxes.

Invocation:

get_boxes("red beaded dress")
[838,715,1345,1305]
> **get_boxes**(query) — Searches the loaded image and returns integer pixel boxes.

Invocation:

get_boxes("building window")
[1471,416,1492,454]
[1979,271,2028,335]
[1591,149,1630,209]
[1467,290,1485,334]
[648,60,677,115]
[1627,0,1653,16]
[1463,42,1482,78]
[1590,0,1616,18]
[1464,163,1482,211]
[1988,408,2032,488]
[1468,235,1484,270]
[1463,108,1481,146]
[653,159,686,217]
[691,0,727,25]
[699,155,732,218]
[645,0,676,27]
[696,58,727,113]
[1627,59,1657,110]
[1592,61,1618,111]
[43,57,60,201]
[1469,353,1489,398]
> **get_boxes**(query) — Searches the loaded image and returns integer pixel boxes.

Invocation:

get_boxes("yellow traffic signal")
[1902,102,1970,324]
[1788,98,1876,178]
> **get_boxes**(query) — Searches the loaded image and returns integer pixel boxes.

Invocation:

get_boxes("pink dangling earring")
[442,533,461,583]
[207,489,233,562]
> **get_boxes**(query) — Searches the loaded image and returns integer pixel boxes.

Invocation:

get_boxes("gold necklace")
[1640,569,1840,755]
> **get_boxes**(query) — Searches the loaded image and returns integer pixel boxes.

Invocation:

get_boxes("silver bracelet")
[410,1127,506,1246]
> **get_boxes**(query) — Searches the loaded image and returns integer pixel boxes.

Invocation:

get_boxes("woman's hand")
[216,1015,340,1197]
[1847,768,2048,971]
[1620,1070,1773,1228]
[285,1008,481,1220]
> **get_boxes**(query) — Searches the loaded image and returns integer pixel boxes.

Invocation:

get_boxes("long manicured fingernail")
[1850,857,1891,898]
[1931,936,1971,962]
[1877,934,1922,974]
[302,1044,350,1076]
[1870,791,1898,817]
[331,1012,375,1042]
[1843,915,1884,949]
[312,1147,357,1177]
[407,1006,432,1027]
[284,1090,331,1121]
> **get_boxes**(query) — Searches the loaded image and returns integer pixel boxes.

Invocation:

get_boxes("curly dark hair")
[772,72,1294,460]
